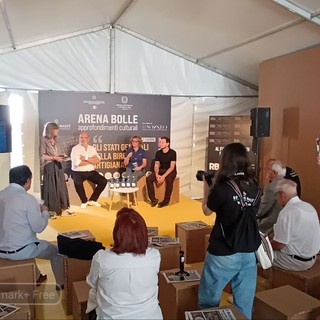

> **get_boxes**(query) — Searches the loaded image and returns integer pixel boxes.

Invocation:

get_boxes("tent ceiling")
[0,0,319,87]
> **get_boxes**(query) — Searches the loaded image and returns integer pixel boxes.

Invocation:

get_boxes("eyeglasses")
[132,140,139,143]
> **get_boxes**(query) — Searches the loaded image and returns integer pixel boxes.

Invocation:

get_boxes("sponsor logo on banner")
[116,96,133,111]
[142,123,168,131]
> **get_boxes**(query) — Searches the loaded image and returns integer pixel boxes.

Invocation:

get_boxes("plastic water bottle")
[126,177,131,188]
[131,176,136,188]
[115,178,120,188]
[121,178,126,188]
[109,178,114,189]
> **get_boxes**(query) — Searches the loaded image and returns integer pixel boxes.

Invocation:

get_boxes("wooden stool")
[271,262,320,300]
[154,177,180,205]
[72,280,90,320]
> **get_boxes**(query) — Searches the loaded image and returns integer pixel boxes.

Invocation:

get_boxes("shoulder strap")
[227,179,260,208]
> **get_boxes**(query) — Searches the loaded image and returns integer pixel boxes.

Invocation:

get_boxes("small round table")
[109,187,139,211]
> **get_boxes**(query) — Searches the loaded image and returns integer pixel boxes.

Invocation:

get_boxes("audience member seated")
[271,179,320,271]
[257,159,285,235]
[123,135,147,181]
[86,207,163,319]
[0,165,64,289]
[146,136,177,208]
[71,132,107,209]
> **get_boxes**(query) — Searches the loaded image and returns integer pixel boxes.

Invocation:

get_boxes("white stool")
[109,187,139,211]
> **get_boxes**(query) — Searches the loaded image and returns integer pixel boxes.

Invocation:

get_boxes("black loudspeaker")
[250,107,270,137]
[0,105,12,153]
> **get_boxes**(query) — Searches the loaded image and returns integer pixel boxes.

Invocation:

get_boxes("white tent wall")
[114,29,257,96]
[0,27,258,197]
[0,29,110,91]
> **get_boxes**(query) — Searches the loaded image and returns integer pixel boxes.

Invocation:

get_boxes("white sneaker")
[88,200,102,207]
[80,202,88,209]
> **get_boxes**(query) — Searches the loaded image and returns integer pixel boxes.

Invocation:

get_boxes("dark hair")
[9,165,32,186]
[112,207,148,255]
[215,143,255,184]
[160,136,170,144]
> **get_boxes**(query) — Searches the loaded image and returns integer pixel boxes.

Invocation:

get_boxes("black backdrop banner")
[207,116,255,173]
[38,91,171,179]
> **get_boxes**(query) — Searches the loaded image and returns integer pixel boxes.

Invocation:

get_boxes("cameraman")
[198,143,261,319]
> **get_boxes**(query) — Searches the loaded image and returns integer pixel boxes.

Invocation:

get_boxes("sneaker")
[36,274,47,286]
[150,199,159,207]
[88,200,102,207]
[80,202,88,209]
[158,201,169,208]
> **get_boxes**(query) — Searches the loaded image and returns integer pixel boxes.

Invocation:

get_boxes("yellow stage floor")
[39,195,216,248]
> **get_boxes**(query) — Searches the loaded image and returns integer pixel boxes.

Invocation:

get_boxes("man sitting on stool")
[71,132,107,209]
[271,179,320,271]
[146,136,177,208]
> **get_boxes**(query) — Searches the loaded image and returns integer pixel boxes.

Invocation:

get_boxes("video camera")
[195,170,215,186]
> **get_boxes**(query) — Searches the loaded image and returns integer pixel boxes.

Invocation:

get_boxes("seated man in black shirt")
[146,137,177,208]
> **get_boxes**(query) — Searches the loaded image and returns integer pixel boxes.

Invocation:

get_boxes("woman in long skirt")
[40,122,74,218]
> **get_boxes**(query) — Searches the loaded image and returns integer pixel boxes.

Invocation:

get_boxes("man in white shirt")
[0,165,64,288]
[71,132,107,209]
[271,179,320,271]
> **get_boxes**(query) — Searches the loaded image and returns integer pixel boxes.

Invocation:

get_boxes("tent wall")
[0,28,258,197]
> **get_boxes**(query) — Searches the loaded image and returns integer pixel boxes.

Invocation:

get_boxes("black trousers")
[71,170,107,203]
[146,169,177,203]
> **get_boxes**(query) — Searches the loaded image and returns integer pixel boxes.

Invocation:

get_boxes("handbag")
[255,231,274,269]
[57,235,105,260]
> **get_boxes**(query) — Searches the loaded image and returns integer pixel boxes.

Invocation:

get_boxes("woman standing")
[198,143,261,319]
[86,207,163,319]
[40,122,74,218]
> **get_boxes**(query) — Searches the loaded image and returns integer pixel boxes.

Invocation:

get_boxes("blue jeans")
[198,252,257,319]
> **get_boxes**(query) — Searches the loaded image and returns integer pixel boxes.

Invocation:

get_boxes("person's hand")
[157,175,165,184]
[53,156,63,162]
[80,155,86,161]
[40,204,49,212]
[127,152,133,159]
[203,176,211,199]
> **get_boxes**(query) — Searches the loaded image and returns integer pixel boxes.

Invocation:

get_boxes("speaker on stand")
[250,107,271,178]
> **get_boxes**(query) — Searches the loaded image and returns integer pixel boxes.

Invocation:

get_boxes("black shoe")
[158,201,169,208]
[36,274,47,286]
[56,284,64,291]
[150,199,159,207]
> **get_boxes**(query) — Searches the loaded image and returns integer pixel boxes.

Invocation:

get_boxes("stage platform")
[39,195,216,248]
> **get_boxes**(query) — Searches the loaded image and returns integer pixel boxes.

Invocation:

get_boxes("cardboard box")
[185,305,248,320]
[151,243,180,271]
[158,268,201,320]
[64,257,92,315]
[0,258,36,319]
[155,177,180,205]
[253,285,320,319]
[175,221,212,263]
[1,291,33,320]
[271,262,320,300]
[137,175,147,201]
[72,280,91,320]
